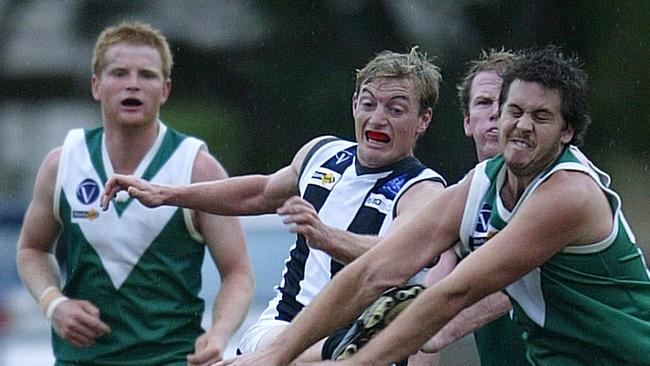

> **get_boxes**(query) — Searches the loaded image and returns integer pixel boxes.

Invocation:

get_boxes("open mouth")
[366,131,390,143]
[121,98,143,107]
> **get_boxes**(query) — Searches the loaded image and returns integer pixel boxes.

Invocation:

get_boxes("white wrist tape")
[46,296,69,320]
[39,286,60,303]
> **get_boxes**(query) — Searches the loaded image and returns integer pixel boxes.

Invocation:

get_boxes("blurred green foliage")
[161,100,245,174]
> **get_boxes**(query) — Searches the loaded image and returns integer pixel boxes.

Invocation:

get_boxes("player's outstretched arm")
[422,291,511,353]
[102,137,332,217]
[417,249,512,354]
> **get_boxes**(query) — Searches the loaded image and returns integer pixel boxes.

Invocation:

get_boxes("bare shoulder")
[37,147,63,188]
[525,169,612,244]
[536,169,603,208]
[27,147,62,215]
[192,149,230,183]
[395,179,445,216]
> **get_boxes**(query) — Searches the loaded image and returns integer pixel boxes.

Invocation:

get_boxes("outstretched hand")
[101,174,166,210]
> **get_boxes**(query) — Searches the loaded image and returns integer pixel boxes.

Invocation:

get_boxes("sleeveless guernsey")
[456,145,650,365]
[53,124,207,365]
[259,137,445,323]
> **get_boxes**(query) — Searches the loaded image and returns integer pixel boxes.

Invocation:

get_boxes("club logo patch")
[310,168,340,190]
[334,150,353,165]
[469,202,494,249]
[76,178,100,204]
[319,172,336,184]
[475,202,492,233]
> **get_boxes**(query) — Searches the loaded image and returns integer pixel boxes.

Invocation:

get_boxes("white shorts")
[237,313,290,353]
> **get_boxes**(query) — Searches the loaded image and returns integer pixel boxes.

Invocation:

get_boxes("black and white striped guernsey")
[260,137,446,322]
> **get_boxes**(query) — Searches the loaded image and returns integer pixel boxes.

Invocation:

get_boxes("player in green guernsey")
[417,48,528,366]
[213,46,650,366]
[16,22,253,366]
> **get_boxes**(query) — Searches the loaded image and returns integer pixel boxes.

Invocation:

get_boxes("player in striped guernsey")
[224,46,650,366]
[103,47,446,364]
[17,22,253,366]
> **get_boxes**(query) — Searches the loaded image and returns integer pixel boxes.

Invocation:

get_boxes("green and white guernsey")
[456,145,650,365]
[53,123,207,365]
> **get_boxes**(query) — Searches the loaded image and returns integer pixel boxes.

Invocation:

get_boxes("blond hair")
[92,21,173,79]
[355,46,442,115]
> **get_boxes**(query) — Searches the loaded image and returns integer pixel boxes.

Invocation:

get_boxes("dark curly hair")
[499,45,591,146]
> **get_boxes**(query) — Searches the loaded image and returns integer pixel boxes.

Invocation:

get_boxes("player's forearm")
[17,246,62,302]
[423,291,511,353]
[322,228,378,264]
[208,271,255,344]
[167,175,275,215]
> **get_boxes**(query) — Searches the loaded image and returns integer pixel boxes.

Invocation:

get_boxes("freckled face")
[91,43,171,128]
[353,77,431,168]
[499,80,574,177]
[464,71,502,161]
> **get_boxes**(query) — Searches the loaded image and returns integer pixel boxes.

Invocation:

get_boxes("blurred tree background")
[1,0,648,241]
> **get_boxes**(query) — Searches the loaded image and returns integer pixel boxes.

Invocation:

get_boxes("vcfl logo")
[475,202,492,234]
[76,178,100,205]
[335,150,353,165]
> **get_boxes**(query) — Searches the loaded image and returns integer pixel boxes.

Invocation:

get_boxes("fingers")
[78,301,112,334]
[127,186,143,202]
[277,196,314,215]
[52,300,111,348]
[101,174,131,210]
[101,175,161,210]
[278,197,318,226]
[187,336,223,366]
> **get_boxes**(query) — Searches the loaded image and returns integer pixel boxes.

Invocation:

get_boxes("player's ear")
[463,113,472,137]
[560,122,574,145]
[416,107,432,134]
[91,74,101,101]
[160,79,172,105]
